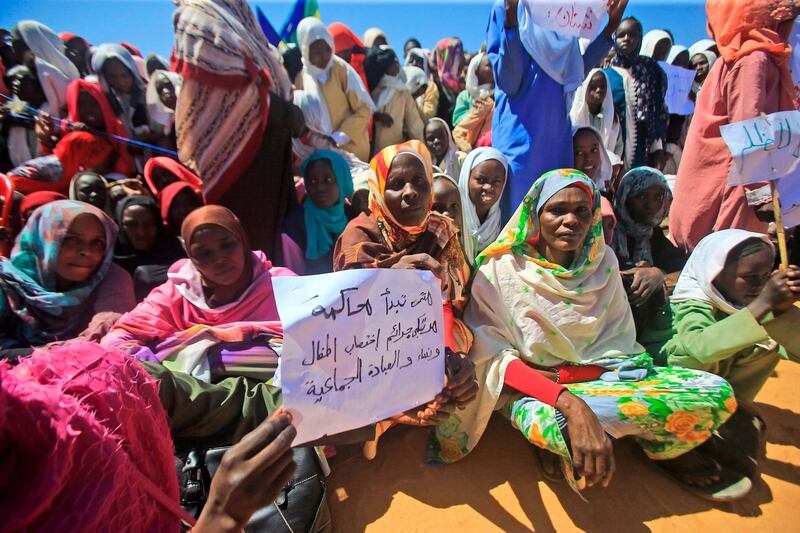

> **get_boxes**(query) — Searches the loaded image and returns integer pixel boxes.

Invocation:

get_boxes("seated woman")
[452,52,494,152]
[572,126,615,193]
[69,171,109,211]
[432,170,747,502]
[364,46,424,155]
[113,195,186,300]
[282,150,353,276]
[160,181,204,237]
[456,147,508,264]
[0,199,135,349]
[333,140,478,457]
[424,118,465,181]
[296,18,374,162]
[662,230,800,476]
[612,167,688,353]
[102,205,293,383]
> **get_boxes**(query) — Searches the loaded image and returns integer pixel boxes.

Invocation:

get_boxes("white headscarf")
[688,39,716,58]
[363,27,387,48]
[404,48,430,78]
[298,17,335,81]
[457,147,508,263]
[16,21,80,81]
[693,50,718,70]
[569,69,619,156]
[428,117,461,179]
[297,17,375,131]
[291,89,369,177]
[671,229,773,315]
[571,125,613,191]
[404,65,428,94]
[667,45,688,64]
[517,1,583,91]
[146,70,183,136]
[465,52,492,99]
[640,30,673,59]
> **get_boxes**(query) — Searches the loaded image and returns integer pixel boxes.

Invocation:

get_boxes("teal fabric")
[300,150,354,260]
[452,90,473,127]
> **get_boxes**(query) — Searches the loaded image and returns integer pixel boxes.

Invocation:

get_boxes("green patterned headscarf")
[475,169,603,279]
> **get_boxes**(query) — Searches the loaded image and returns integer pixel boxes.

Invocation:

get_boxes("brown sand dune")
[327,360,800,532]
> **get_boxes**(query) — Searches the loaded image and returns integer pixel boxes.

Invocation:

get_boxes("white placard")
[778,172,800,229]
[273,269,445,445]
[658,61,695,116]
[523,0,607,41]
[720,111,800,186]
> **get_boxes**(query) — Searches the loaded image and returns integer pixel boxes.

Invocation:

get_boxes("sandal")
[703,405,765,479]
[656,450,752,502]
[533,446,564,482]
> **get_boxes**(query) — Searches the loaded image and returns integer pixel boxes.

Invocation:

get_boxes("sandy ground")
[327,360,800,532]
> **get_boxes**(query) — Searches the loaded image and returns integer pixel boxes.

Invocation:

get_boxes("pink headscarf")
[0,342,189,530]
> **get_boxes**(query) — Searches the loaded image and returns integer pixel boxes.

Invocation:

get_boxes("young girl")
[91,43,149,141]
[456,147,508,264]
[663,230,799,402]
[662,230,799,479]
[432,172,464,238]
[424,118,465,181]
[282,150,354,275]
[296,18,374,162]
[364,46,424,155]
[570,69,623,159]
[572,127,614,192]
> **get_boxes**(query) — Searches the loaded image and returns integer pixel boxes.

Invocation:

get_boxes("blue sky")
[2,0,709,59]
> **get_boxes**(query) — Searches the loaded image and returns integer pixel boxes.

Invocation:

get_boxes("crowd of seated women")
[1,0,800,529]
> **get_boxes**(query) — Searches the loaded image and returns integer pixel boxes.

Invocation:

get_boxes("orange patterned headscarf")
[706,0,797,107]
[368,140,436,251]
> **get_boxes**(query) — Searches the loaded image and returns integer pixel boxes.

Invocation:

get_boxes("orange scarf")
[706,0,797,108]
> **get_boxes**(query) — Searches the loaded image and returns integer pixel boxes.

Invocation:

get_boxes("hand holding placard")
[273,269,446,445]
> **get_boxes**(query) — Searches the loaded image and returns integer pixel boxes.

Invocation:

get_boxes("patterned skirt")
[433,367,736,490]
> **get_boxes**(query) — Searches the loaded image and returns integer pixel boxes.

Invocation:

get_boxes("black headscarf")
[364,46,397,93]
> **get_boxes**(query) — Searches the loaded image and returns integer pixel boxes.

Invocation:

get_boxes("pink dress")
[669,51,789,251]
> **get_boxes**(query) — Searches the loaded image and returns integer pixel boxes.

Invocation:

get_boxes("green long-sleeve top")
[140,362,375,451]
[452,91,473,127]
[661,301,800,368]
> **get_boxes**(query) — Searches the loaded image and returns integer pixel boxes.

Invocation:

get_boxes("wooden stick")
[770,180,789,270]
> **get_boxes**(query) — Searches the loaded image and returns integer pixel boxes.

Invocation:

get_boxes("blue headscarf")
[301,150,354,260]
[0,200,118,347]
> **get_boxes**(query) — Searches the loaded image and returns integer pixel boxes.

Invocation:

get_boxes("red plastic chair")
[0,173,15,257]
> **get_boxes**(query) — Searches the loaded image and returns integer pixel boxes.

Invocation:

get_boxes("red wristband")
[504,359,565,407]
[442,302,456,352]
[557,365,606,384]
